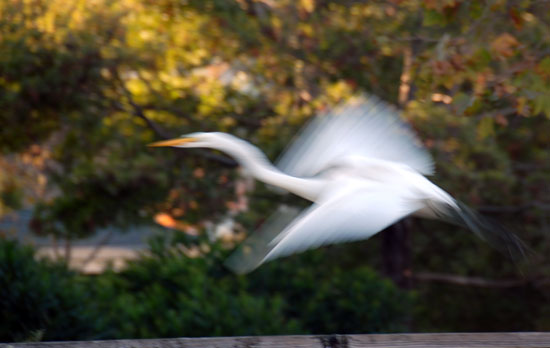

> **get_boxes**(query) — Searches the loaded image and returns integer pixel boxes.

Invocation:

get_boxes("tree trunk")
[381,221,412,289]
[380,38,419,290]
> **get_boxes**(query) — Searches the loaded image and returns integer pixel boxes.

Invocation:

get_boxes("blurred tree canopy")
[1,0,550,339]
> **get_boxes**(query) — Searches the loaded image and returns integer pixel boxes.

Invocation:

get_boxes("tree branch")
[109,69,240,168]
[81,229,114,269]
[111,70,173,139]
[478,201,550,214]
[408,271,550,288]
[476,107,517,120]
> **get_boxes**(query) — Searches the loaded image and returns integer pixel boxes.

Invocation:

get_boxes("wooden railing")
[3,332,550,348]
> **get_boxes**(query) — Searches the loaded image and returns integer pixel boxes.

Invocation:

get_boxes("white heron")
[149,96,525,273]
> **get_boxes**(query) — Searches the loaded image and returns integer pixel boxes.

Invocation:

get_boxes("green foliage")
[0,237,413,341]
[414,282,545,332]
[91,238,301,337]
[0,239,100,342]
[247,252,412,334]
[90,233,411,338]
[0,1,112,154]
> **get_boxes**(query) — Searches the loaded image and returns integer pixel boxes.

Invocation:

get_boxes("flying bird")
[149,96,525,273]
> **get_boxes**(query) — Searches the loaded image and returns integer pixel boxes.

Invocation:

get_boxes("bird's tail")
[435,201,529,261]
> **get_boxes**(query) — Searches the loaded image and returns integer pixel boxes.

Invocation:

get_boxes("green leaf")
[424,9,445,26]
[453,92,472,115]
[537,56,550,76]
[476,117,495,140]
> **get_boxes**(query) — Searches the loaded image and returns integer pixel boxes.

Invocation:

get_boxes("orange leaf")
[154,213,177,228]
[490,33,519,58]
[509,8,523,30]
[193,167,205,178]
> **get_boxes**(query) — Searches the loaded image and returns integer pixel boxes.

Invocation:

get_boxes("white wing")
[276,95,434,177]
[224,205,302,274]
[225,187,423,273]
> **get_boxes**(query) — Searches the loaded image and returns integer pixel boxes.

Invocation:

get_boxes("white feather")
[263,185,424,262]
[276,96,434,177]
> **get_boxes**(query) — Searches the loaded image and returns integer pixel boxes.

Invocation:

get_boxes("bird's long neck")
[219,138,323,201]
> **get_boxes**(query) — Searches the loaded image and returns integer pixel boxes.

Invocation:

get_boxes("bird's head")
[149,132,269,171]
[148,132,236,150]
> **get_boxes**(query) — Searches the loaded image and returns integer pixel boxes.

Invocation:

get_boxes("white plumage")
[150,96,525,273]
[277,97,434,177]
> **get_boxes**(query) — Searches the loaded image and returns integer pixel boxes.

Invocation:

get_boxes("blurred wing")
[224,205,302,274]
[277,95,434,177]
[225,188,423,273]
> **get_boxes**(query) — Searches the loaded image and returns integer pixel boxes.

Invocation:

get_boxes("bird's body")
[150,96,524,273]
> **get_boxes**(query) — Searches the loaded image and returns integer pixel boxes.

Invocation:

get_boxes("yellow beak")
[148,137,197,147]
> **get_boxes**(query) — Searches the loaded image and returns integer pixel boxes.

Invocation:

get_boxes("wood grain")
[3,333,550,348]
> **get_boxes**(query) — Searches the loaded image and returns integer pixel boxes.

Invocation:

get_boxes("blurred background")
[1,0,550,342]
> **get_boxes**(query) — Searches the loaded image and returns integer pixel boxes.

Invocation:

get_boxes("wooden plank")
[3,333,550,348]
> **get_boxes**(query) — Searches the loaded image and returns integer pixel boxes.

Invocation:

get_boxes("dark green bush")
[0,239,101,342]
[246,249,413,334]
[0,234,412,341]
[92,233,412,337]
[91,235,303,338]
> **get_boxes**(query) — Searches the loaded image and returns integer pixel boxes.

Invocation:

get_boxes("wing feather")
[225,187,423,273]
[276,95,434,177]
